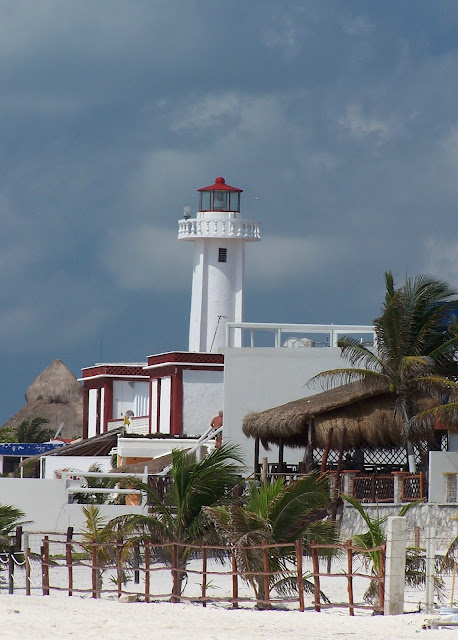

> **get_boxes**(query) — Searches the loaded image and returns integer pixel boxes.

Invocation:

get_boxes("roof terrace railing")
[225,322,376,349]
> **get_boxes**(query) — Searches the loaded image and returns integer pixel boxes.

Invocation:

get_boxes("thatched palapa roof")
[242,381,454,450]
[3,359,83,440]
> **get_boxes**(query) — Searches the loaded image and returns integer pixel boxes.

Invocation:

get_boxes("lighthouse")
[178,177,261,352]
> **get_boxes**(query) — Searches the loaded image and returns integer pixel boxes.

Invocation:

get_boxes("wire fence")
[0,532,384,614]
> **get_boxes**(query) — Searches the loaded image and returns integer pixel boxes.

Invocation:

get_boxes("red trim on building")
[147,352,224,367]
[82,389,89,440]
[82,364,148,378]
[198,177,242,193]
[96,389,101,436]
[156,379,161,433]
[103,380,113,433]
[170,369,183,435]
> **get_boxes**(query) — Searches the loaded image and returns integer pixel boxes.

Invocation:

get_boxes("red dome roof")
[198,177,243,193]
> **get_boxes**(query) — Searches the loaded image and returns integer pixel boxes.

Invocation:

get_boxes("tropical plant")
[109,443,244,594]
[74,463,118,505]
[343,494,444,603]
[80,505,118,597]
[205,473,338,608]
[16,417,55,443]
[310,272,458,472]
[0,427,17,443]
[0,504,27,554]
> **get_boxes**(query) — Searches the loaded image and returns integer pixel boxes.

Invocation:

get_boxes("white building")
[81,177,375,469]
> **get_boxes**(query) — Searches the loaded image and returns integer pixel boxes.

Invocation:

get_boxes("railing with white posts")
[158,426,222,476]
[178,218,261,241]
[62,470,149,504]
[225,322,376,349]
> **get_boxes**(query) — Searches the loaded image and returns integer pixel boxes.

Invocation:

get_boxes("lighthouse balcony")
[178,217,261,241]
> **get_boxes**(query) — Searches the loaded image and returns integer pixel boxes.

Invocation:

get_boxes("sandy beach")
[0,594,447,640]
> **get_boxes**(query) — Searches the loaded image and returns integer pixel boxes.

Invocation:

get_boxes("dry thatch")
[113,452,172,475]
[242,381,455,450]
[2,360,83,440]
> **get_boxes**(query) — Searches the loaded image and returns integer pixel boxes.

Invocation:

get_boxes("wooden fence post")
[262,541,270,610]
[144,543,150,603]
[172,543,179,603]
[295,539,304,612]
[116,540,122,599]
[25,546,31,596]
[346,540,354,616]
[42,536,50,596]
[91,543,98,599]
[201,546,207,607]
[15,526,22,552]
[133,543,140,584]
[378,543,386,614]
[231,550,238,609]
[66,527,73,597]
[311,540,321,612]
[8,542,15,594]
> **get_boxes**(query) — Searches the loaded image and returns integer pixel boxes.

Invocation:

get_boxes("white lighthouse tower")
[178,177,261,352]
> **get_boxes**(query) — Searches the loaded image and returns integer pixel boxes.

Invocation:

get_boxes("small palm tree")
[310,272,458,472]
[110,443,244,595]
[16,418,55,443]
[80,505,117,597]
[74,463,118,505]
[0,504,27,554]
[205,474,337,608]
[343,494,444,603]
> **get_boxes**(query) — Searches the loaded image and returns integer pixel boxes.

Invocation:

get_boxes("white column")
[384,516,407,615]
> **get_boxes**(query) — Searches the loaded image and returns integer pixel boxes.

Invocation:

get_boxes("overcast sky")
[1,0,458,424]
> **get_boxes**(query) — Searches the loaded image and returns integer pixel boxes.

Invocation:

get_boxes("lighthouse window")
[218,248,227,263]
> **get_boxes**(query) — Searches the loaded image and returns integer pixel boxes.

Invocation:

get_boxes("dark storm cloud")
[1,0,458,421]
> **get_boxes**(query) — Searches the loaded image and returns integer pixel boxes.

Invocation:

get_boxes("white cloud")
[100,225,193,293]
[338,104,402,143]
[247,233,351,289]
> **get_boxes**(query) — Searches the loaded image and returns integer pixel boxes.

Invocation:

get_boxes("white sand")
[0,554,454,640]
[0,593,450,640]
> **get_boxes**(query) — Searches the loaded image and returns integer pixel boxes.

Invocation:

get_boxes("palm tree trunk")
[401,402,417,473]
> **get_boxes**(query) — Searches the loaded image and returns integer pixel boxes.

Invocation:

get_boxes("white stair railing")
[159,426,222,476]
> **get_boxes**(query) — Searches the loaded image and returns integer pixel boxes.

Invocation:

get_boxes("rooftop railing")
[225,322,376,348]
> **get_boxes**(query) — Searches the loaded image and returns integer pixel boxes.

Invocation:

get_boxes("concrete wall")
[43,456,113,479]
[182,369,224,435]
[0,478,144,532]
[429,450,458,503]
[339,501,458,551]
[222,346,350,471]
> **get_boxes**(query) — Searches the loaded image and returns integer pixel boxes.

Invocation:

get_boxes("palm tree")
[343,494,444,603]
[0,504,27,554]
[80,506,117,597]
[205,473,338,608]
[109,443,244,595]
[16,417,55,443]
[310,272,458,472]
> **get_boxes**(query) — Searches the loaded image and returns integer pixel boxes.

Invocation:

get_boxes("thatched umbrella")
[242,381,453,451]
[2,360,83,440]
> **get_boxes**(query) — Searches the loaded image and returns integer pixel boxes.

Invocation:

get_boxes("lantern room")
[198,177,242,213]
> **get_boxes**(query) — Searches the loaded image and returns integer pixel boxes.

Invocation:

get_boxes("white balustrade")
[178,217,261,241]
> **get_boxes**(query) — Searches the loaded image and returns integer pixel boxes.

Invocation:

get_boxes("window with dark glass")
[218,248,227,263]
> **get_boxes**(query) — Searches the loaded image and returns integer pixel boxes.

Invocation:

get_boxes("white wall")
[429,450,458,503]
[43,456,113,479]
[113,380,149,419]
[0,478,144,532]
[189,236,245,352]
[182,369,224,435]
[151,379,158,432]
[222,346,353,472]
[88,389,97,438]
[159,377,171,433]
